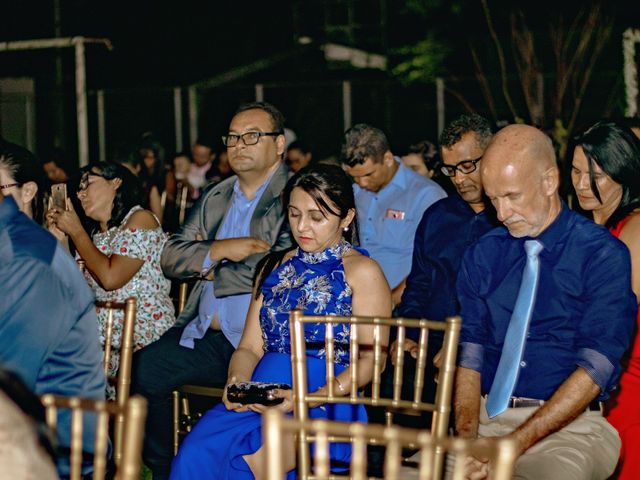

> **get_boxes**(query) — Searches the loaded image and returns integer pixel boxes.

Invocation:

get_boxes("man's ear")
[21,181,38,205]
[383,151,395,166]
[542,166,559,196]
[276,134,286,157]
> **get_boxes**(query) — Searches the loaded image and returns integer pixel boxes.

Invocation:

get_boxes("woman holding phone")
[47,161,175,398]
[170,164,392,480]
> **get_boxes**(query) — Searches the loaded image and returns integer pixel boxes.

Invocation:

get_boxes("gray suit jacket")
[161,162,292,328]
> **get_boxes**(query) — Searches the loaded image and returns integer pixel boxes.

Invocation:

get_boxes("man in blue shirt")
[388,115,497,428]
[456,124,636,479]
[342,124,446,306]
[0,186,106,476]
[132,102,292,479]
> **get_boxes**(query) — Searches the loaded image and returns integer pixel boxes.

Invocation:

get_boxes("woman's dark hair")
[253,164,358,298]
[138,136,166,193]
[43,147,78,179]
[573,121,640,229]
[80,161,143,232]
[0,139,45,222]
[0,368,56,463]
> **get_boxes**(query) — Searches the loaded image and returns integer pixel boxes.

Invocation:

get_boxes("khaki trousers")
[477,397,620,480]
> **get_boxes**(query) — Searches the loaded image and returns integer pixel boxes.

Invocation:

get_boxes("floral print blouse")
[84,206,175,397]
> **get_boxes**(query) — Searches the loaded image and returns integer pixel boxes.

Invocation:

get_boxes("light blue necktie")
[486,239,543,418]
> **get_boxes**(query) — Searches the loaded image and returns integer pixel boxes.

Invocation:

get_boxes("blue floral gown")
[169,240,367,479]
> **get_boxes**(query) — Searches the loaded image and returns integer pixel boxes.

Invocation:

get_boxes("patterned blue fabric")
[260,239,354,364]
[170,240,367,480]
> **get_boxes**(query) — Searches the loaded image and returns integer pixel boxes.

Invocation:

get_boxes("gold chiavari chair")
[95,297,137,462]
[177,181,189,226]
[41,394,147,480]
[263,409,518,480]
[289,310,462,479]
[171,281,225,454]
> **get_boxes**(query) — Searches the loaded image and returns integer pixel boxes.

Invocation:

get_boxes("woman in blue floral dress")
[170,164,392,479]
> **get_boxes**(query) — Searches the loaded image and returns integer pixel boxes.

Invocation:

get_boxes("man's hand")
[389,338,419,365]
[209,237,271,262]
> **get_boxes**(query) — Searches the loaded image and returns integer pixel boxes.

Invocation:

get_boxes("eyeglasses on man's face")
[221,131,282,148]
[441,156,482,177]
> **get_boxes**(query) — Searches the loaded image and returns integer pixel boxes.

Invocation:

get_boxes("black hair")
[287,140,312,154]
[138,136,166,193]
[253,164,358,298]
[341,123,390,167]
[439,114,493,150]
[406,140,440,171]
[0,138,45,222]
[573,121,640,229]
[194,137,214,150]
[0,368,56,463]
[80,161,144,233]
[234,101,285,133]
[43,147,78,178]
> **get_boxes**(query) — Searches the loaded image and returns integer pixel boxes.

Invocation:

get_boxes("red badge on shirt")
[385,209,405,220]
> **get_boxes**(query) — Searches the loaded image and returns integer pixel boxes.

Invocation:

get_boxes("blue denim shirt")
[354,159,446,289]
[457,203,637,400]
[0,196,106,474]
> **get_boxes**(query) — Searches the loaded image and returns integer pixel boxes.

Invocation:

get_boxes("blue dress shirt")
[457,202,637,400]
[0,196,106,475]
[180,178,270,348]
[354,159,446,289]
[399,194,496,339]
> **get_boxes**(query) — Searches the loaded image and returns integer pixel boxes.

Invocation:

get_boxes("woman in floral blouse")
[47,161,175,398]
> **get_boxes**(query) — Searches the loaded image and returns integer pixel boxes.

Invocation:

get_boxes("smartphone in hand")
[51,183,67,210]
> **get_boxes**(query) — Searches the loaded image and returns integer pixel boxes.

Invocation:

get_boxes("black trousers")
[131,326,235,479]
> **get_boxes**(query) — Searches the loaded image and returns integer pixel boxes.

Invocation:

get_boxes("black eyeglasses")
[441,156,482,177]
[221,131,282,147]
[0,182,21,191]
[78,171,105,192]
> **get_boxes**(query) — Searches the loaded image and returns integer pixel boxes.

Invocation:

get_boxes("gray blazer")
[161,162,292,328]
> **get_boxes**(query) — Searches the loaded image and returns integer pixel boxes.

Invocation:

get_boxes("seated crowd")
[0,102,639,480]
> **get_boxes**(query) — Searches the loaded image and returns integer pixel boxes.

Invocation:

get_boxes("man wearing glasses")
[389,114,498,428]
[342,124,446,307]
[132,101,292,480]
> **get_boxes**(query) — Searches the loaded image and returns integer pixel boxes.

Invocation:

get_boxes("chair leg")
[172,390,180,455]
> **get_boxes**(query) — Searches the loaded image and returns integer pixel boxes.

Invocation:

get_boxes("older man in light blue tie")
[454,125,636,480]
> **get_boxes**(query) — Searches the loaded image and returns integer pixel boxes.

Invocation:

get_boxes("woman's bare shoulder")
[342,248,387,284]
[124,209,160,230]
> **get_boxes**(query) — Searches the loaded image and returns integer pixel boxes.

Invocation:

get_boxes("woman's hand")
[246,388,294,414]
[47,199,84,238]
[222,377,252,412]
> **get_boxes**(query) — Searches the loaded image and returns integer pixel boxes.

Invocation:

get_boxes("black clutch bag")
[226,381,292,406]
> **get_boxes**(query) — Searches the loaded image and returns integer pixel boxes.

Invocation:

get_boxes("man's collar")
[0,196,19,225]
[527,200,569,251]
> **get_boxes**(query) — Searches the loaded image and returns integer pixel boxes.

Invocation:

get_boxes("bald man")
[454,125,636,479]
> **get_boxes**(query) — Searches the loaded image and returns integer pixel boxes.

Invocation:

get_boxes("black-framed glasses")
[440,156,482,177]
[221,131,283,147]
[78,171,105,192]
[0,182,21,191]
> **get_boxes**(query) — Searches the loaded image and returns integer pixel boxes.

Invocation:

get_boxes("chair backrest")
[289,310,461,477]
[95,297,137,461]
[41,394,147,480]
[263,409,517,480]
